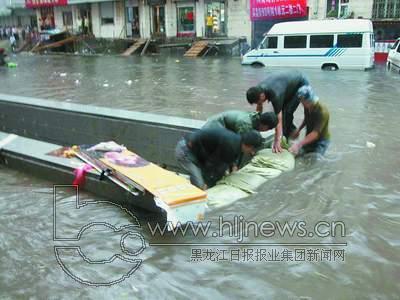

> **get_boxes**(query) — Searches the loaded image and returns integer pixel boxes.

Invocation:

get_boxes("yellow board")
[100,150,207,207]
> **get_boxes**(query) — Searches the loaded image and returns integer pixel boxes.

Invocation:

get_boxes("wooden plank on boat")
[74,146,207,207]
[140,39,151,56]
[184,41,209,57]
[98,149,207,206]
[16,40,31,53]
[30,41,42,53]
[31,36,78,53]
[121,39,147,56]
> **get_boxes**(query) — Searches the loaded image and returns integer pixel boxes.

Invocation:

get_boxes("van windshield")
[392,40,400,50]
[259,36,278,49]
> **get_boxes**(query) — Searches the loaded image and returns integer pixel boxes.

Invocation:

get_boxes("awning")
[0,8,12,16]
[25,0,68,8]
[68,0,116,4]
[147,0,166,6]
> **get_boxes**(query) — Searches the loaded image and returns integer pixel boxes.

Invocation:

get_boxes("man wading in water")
[0,48,7,66]
[175,128,262,190]
[202,110,278,134]
[288,85,331,157]
[246,70,310,153]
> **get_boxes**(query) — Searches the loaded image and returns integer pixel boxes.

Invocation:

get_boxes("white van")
[387,38,400,73]
[242,19,375,70]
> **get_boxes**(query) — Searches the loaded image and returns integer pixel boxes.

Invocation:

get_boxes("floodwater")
[1,53,400,299]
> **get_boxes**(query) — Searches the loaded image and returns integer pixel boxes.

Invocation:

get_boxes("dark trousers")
[282,97,300,139]
[283,76,309,138]
[175,138,228,189]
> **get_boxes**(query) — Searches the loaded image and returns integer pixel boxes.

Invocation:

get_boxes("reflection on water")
[0,54,400,299]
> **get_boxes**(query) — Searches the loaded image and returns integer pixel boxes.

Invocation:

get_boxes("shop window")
[39,7,55,30]
[284,35,307,48]
[205,2,225,36]
[337,34,363,48]
[310,35,334,48]
[100,2,114,25]
[260,36,277,49]
[178,7,194,33]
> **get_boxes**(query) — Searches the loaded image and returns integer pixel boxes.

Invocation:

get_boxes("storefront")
[205,0,226,37]
[25,0,67,31]
[148,0,165,37]
[125,0,140,37]
[176,2,195,37]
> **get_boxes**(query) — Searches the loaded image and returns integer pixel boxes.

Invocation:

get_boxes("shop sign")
[250,0,307,21]
[26,0,67,8]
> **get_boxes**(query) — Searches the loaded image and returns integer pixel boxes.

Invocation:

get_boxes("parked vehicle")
[242,19,375,71]
[387,38,400,73]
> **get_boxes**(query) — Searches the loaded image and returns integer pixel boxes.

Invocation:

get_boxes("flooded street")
[1,53,400,299]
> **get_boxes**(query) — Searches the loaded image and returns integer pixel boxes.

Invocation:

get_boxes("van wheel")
[387,62,391,71]
[251,62,265,68]
[322,64,338,71]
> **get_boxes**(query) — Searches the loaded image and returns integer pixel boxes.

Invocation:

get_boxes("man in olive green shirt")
[289,86,330,156]
[202,110,278,134]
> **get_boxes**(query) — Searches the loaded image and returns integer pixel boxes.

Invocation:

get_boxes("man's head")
[257,112,278,131]
[0,48,4,54]
[296,85,319,110]
[246,86,267,106]
[241,130,263,155]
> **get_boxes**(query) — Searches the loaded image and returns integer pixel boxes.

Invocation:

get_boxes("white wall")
[226,0,251,42]
[53,7,63,29]
[114,0,125,37]
[308,0,326,20]
[349,0,373,19]
[165,0,176,37]
[91,2,101,36]
[195,0,205,37]
[91,1,125,38]
[308,0,374,20]
[140,2,150,38]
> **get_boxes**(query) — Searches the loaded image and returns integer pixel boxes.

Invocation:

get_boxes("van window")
[397,44,400,53]
[310,35,334,48]
[337,34,363,48]
[391,40,399,50]
[284,36,307,48]
[260,36,278,49]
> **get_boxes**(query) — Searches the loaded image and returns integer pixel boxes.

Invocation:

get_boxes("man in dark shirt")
[202,110,277,134]
[246,70,310,153]
[175,128,262,190]
[0,48,7,66]
[289,85,330,156]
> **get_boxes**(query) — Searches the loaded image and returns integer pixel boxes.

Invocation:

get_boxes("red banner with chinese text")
[25,0,67,8]
[250,0,307,21]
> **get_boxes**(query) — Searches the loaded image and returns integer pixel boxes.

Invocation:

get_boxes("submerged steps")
[184,41,209,57]
[121,39,148,56]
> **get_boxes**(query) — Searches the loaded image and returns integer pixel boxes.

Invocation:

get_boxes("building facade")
[308,0,400,40]
[2,0,399,43]
[308,0,374,20]
[1,0,253,40]
[0,0,36,27]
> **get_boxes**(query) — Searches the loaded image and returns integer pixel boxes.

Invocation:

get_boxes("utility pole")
[337,0,342,18]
